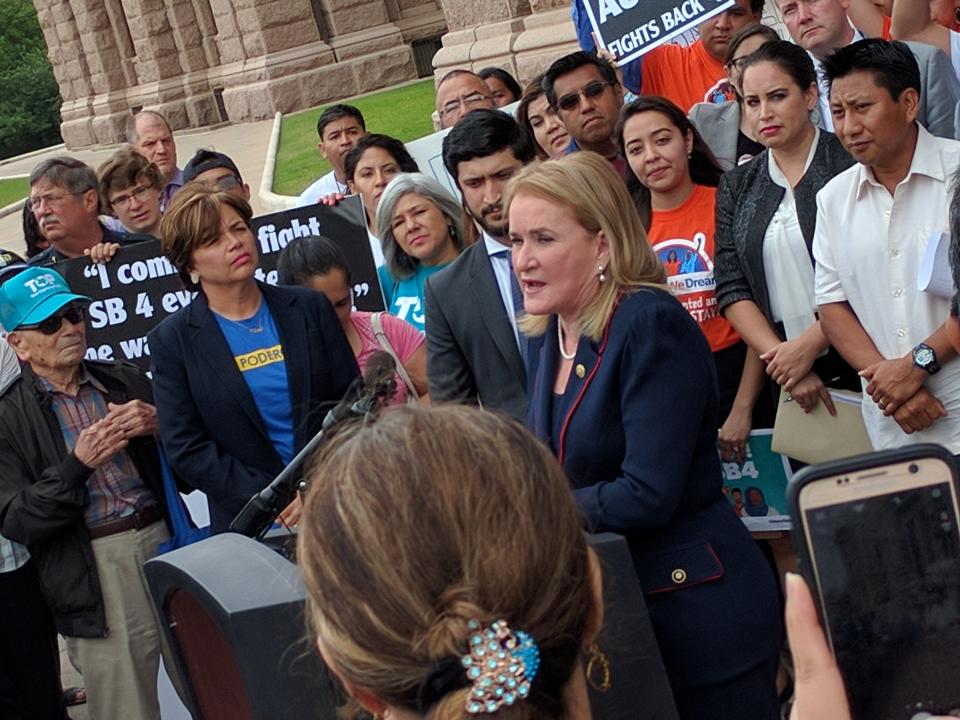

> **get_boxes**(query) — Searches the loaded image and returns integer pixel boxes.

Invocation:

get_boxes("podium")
[145,532,677,719]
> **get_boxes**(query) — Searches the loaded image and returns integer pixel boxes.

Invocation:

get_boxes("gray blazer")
[903,41,960,140]
[690,101,824,172]
[714,130,854,323]
[689,101,741,172]
[424,241,530,422]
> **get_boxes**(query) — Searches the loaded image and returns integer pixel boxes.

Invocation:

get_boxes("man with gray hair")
[27,157,147,266]
[0,266,171,720]
[126,110,182,210]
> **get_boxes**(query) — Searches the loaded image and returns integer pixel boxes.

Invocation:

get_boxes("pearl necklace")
[557,321,576,360]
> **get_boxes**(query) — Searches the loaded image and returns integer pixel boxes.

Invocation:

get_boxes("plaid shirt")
[0,533,29,574]
[39,368,153,528]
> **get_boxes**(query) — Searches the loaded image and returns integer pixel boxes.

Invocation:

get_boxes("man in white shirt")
[296,105,366,207]
[814,39,960,452]
[774,0,960,138]
[425,110,537,421]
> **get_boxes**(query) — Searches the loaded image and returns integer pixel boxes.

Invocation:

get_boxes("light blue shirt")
[0,340,29,574]
[484,232,522,350]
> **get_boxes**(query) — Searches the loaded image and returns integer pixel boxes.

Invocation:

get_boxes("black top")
[735,131,764,167]
[28,224,152,266]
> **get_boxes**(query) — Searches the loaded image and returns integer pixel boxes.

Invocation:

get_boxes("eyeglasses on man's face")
[19,303,87,335]
[555,81,616,112]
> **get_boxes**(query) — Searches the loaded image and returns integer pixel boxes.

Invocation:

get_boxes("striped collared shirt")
[39,368,154,528]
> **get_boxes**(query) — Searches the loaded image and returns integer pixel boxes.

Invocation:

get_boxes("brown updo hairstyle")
[159,182,255,290]
[297,405,595,719]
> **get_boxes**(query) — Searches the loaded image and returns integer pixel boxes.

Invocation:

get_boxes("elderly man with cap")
[182,148,251,201]
[0,266,171,720]
[0,255,69,720]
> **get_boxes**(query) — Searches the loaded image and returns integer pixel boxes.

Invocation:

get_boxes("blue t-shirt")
[214,300,295,465]
[378,262,450,332]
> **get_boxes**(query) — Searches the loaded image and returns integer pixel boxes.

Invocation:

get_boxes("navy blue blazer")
[529,289,780,690]
[148,282,359,532]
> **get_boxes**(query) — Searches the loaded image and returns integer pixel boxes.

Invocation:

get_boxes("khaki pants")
[66,520,169,720]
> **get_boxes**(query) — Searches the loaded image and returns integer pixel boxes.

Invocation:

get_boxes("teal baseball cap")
[0,266,91,331]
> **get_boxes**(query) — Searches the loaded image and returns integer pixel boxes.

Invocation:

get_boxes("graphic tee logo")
[653,233,718,322]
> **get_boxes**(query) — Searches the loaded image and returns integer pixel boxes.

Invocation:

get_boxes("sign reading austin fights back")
[52,195,380,373]
[583,0,735,65]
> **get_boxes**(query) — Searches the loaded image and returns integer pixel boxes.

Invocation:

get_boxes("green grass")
[274,79,437,197]
[0,176,29,208]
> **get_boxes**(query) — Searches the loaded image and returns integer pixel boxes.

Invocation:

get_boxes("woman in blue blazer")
[149,185,359,532]
[506,152,781,719]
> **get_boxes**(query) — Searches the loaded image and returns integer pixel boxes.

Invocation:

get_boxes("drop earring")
[189,270,200,284]
[598,264,606,283]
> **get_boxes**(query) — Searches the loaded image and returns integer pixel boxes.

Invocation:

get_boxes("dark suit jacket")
[424,241,534,422]
[148,282,359,532]
[714,130,854,323]
[528,290,781,690]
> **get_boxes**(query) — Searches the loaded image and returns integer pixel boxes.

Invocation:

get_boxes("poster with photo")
[719,429,793,532]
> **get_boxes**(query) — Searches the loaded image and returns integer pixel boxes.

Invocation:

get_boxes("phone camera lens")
[909,463,919,474]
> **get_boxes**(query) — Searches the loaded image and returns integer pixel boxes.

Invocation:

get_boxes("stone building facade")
[33,0,447,148]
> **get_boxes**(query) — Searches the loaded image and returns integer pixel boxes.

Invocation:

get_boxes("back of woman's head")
[276,234,350,287]
[298,405,593,720]
[741,39,817,92]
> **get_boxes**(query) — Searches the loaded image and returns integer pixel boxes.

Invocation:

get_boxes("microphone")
[320,351,396,430]
[229,351,398,538]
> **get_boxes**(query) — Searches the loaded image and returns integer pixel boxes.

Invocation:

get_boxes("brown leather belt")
[88,505,161,540]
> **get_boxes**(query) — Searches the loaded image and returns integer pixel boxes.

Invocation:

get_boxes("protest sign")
[582,0,735,65]
[719,429,793,532]
[52,195,378,372]
[404,100,520,195]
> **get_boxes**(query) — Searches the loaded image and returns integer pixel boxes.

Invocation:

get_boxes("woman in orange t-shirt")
[617,96,772,463]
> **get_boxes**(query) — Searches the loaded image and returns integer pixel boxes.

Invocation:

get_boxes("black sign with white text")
[52,195,380,372]
[583,0,734,65]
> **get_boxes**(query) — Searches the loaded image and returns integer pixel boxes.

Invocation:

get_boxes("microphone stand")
[229,385,392,539]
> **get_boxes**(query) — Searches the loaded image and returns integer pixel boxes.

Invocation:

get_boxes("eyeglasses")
[439,92,492,119]
[19,304,87,335]
[29,192,82,210]
[109,184,155,210]
[724,56,750,73]
[555,81,616,112]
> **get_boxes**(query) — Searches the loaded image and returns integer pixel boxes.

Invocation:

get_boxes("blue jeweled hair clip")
[461,619,540,714]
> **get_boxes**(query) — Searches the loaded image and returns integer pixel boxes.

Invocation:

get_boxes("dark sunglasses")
[19,304,86,335]
[555,81,615,112]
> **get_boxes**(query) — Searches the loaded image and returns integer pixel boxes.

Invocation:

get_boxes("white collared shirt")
[484,232,521,349]
[813,124,960,451]
[764,128,820,340]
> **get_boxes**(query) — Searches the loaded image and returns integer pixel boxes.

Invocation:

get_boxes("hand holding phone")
[789,446,960,719]
[785,572,959,720]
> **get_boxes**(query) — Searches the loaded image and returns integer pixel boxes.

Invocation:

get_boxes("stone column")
[33,0,97,147]
[208,0,417,122]
[431,0,541,86]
